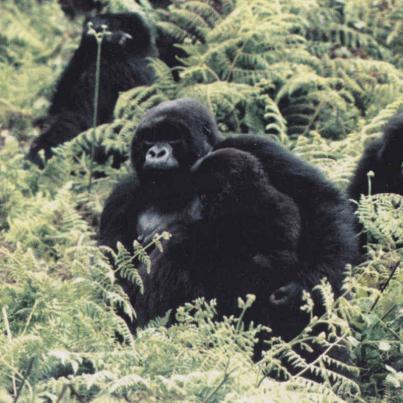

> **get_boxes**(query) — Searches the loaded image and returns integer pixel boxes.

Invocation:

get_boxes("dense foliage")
[0,0,402,401]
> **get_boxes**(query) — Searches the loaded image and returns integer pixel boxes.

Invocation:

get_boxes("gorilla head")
[349,112,403,199]
[82,13,154,56]
[131,98,222,193]
[192,148,270,211]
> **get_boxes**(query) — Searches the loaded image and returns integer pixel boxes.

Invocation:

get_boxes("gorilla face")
[82,13,153,54]
[131,99,222,186]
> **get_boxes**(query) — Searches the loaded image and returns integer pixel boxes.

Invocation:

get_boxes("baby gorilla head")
[82,12,154,55]
[131,98,222,188]
[192,148,269,208]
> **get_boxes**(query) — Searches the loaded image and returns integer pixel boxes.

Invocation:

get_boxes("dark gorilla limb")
[27,13,157,167]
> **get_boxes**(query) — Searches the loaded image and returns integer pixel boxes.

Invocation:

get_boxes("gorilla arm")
[99,175,140,253]
[49,42,95,115]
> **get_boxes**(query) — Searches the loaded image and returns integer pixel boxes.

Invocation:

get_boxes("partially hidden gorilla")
[348,112,403,200]
[27,13,157,167]
[99,98,359,348]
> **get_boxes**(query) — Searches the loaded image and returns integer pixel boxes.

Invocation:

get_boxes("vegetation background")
[0,0,402,401]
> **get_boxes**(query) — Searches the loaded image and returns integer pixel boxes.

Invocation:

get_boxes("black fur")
[348,112,403,200]
[100,98,359,346]
[214,135,360,338]
[191,148,302,330]
[27,12,157,167]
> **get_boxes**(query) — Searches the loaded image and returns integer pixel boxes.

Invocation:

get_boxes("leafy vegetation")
[0,0,402,401]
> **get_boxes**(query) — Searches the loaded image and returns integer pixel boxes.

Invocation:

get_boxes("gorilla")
[100,98,222,326]
[27,12,157,167]
[99,98,359,345]
[349,112,403,200]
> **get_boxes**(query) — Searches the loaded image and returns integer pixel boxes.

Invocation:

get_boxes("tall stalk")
[87,23,110,191]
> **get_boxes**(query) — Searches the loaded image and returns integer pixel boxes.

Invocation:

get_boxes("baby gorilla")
[192,148,302,327]
[27,12,157,167]
[349,112,403,199]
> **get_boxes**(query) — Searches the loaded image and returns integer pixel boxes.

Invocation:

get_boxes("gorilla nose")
[146,144,170,162]
[144,143,178,170]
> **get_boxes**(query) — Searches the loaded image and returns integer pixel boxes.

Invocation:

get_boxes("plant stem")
[88,35,103,192]
[370,260,400,312]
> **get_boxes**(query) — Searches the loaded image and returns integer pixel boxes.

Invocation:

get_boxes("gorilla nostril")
[144,143,175,169]
[275,290,282,298]
[269,287,289,306]
[274,290,286,301]
[157,149,167,158]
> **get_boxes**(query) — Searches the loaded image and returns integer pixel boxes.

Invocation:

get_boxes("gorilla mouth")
[141,166,189,186]
[143,161,179,171]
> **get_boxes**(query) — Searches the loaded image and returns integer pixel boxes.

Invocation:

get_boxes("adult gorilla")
[99,98,359,342]
[27,12,157,167]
